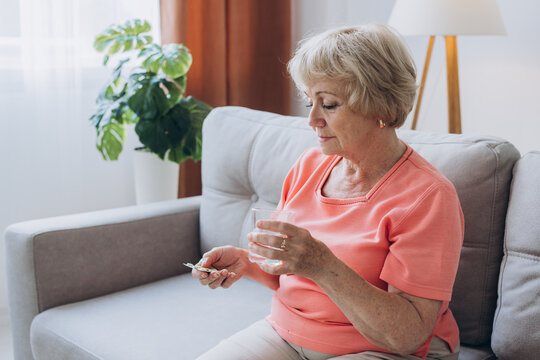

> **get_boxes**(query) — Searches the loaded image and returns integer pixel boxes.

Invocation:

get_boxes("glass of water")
[248,208,295,266]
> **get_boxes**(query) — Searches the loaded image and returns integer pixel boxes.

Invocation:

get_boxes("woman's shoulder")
[405,148,456,189]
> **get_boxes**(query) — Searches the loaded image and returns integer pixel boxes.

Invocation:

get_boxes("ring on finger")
[280,239,287,250]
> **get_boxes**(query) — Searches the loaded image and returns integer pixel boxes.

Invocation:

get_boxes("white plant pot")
[133,149,179,205]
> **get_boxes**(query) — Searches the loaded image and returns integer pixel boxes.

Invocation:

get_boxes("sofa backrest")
[200,106,520,346]
[200,107,315,252]
[491,151,540,359]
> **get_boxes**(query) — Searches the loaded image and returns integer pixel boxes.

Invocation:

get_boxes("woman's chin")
[318,144,338,156]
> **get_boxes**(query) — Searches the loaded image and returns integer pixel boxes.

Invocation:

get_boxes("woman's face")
[304,80,380,159]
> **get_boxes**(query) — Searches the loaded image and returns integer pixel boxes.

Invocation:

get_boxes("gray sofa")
[5,106,540,360]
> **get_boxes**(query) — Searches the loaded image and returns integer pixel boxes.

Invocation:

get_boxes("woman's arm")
[250,222,441,355]
[314,256,441,355]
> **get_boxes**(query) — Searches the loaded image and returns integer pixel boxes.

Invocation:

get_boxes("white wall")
[291,0,540,155]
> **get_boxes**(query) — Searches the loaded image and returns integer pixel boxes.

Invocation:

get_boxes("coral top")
[267,144,464,358]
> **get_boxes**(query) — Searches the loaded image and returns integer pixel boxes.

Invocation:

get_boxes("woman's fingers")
[248,232,288,250]
[249,224,330,279]
[199,248,224,267]
[199,269,236,289]
[192,268,208,280]
[248,242,287,264]
[220,273,239,289]
[191,255,218,280]
[256,220,297,237]
[208,276,225,290]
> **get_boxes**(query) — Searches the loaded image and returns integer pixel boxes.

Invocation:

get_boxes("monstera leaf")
[167,97,212,163]
[134,97,211,163]
[96,122,126,161]
[90,59,133,129]
[139,43,192,79]
[127,72,184,121]
[94,19,152,65]
[89,19,212,163]
[135,103,192,160]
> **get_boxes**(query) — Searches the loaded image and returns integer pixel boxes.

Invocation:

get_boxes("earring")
[378,119,386,129]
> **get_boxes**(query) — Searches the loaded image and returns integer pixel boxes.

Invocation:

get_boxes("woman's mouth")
[318,136,334,143]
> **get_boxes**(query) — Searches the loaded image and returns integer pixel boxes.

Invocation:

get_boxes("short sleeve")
[380,183,464,301]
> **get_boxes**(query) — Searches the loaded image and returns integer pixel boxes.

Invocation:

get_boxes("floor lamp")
[388,0,506,134]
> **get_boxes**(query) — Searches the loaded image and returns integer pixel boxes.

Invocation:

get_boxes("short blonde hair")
[288,24,417,127]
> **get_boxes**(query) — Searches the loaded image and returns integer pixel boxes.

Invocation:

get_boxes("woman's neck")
[340,133,406,184]
[322,133,407,199]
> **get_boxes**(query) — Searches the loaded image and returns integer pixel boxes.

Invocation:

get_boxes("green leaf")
[90,68,130,129]
[96,122,125,160]
[94,19,153,63]
[107,58,129,91]
[167,97,212,163]
[139,43,192,78]
[173,75,187,93]
[90,96,128,129]
[126,72,185,120]
[135,103,192,159]
[180,96,212,129]
[127,73,169,120]
[121,107,137,124]
[162,75,184,106]
[168,145,190,164]
[135,119,168,159]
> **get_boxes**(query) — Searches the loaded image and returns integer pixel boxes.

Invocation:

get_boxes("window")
[0,0,161,237]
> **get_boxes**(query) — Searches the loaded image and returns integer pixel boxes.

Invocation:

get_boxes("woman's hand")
[192,246,247,289]
[248,220,336,280]
[193,245,281,290]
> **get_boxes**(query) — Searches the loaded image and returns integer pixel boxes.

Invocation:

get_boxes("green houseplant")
[89,19,212,164]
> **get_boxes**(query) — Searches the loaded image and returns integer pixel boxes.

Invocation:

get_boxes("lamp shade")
[388,0,506,36]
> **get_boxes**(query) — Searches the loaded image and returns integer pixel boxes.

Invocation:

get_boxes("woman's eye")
[305,102,338,110]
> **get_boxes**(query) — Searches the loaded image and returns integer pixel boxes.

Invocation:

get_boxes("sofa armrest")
[5,196,201,360]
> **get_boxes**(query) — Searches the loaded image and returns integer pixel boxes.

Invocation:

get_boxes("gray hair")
[288,24,417,127]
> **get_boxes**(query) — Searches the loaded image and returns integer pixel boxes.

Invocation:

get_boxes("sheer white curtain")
[0,0,160,309]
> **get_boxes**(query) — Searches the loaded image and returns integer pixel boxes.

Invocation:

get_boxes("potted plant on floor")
[89,19,212,204]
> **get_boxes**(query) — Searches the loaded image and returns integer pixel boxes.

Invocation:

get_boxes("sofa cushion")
[458,345,496,360]
[491,151,540,359]
[30,275,274,360]
[200,106,520,347]
[200,106,316,253]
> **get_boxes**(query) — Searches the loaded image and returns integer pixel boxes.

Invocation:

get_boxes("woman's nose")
[308,107,326,128]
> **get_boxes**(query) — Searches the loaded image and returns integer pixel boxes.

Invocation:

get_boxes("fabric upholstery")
[200,107,317,253]
[32,206,199,312]
[457,345,496,360]
[491,151,540,359]
[5,197,201,360]
[30,276,273,360]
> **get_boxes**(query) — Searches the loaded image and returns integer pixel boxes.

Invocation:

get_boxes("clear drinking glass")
[248,208,295,266]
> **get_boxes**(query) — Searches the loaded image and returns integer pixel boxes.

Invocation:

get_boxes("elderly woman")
[193,24,463,360]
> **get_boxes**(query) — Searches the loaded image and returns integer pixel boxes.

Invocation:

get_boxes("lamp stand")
[411,36,463,134]
[445,36,462,133]
[411,36,435,130]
